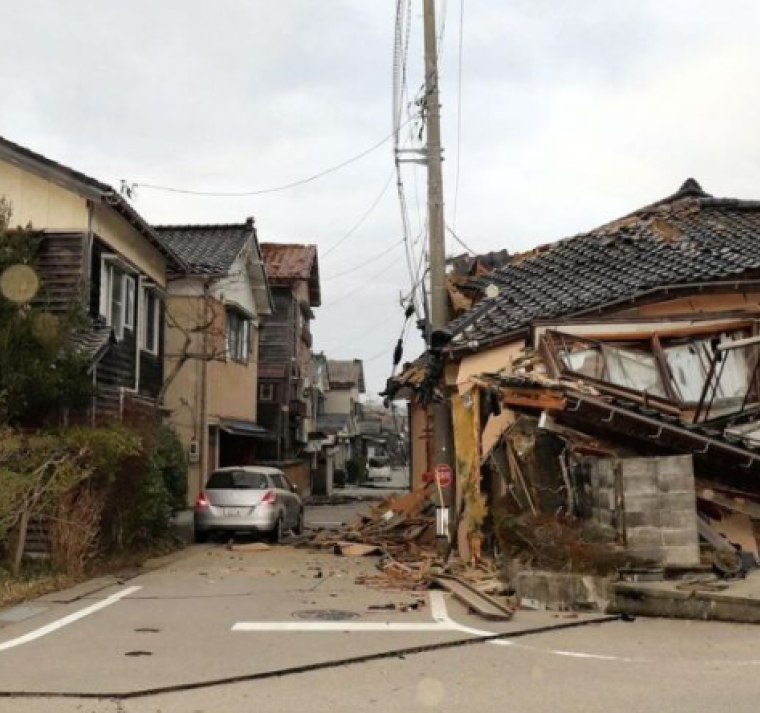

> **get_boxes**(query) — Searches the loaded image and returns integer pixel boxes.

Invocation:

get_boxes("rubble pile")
[305,485,510,609]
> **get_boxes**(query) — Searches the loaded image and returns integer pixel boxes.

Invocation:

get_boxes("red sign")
[422,471,435,484]
[434,464,453,488]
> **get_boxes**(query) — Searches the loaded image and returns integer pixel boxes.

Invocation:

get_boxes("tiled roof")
[261,243,321,306]
[0,135,186,270]
[327,359,366,392]
[71,324,114,364]
[155,220,254,275]
[448,180,760,354]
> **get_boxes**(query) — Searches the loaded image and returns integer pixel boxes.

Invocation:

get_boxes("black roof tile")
[155,220,255,275]
[448,181,760,352]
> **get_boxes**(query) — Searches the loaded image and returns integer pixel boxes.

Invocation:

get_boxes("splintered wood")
[306,486,437,590]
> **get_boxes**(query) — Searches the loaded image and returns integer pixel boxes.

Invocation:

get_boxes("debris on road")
[304,484,515,618]
[226,541,272,553]
[430,574,515,620]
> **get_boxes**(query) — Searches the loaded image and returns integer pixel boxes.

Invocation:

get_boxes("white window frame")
[100,259,126,340]
[124,276,136,331]
[226,308,251,363]
[141,287,161,356]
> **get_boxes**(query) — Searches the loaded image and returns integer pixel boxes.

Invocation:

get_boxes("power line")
[321,168,395,259]
[446,224,476,255]
[322,239,405,281]
[452,0,465,230]
[323,253,406,308]
[128,120,411,198]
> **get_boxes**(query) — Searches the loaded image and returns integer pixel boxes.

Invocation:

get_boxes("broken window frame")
[541,327,760,420]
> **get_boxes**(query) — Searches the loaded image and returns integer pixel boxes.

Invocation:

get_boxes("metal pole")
[423,0,455,485]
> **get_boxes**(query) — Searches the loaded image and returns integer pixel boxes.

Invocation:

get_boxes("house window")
[259,383,275,401]
[100,261,132,340]
[226,309,250,362]
[141,288,160,355]
[124,276,136,330]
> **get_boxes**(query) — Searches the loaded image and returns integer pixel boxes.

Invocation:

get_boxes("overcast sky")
[3,1,760,397]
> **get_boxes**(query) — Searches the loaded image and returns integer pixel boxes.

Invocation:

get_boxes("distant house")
[155,220,273,504]
[257,243,321,462]
[318,359,366,471]
[0,135,185,420]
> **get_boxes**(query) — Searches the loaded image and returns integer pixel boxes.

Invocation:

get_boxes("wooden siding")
[259,287,296,364]
[35,233,85,313]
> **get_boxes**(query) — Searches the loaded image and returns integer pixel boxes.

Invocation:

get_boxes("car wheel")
[268,516,283,544]
[194,528,209,544]
[293,510,304,536]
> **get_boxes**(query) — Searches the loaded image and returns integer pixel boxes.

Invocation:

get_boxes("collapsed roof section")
[448,180,760,355]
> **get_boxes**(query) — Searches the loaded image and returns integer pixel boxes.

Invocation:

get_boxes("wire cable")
[321,168,395,259]
[452,0,465,230]
[446,224,476,255]
[322,253,406,308]
[129,119,412,198]
[322,239,405,281]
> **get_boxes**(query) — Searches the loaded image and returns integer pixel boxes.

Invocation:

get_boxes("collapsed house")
[390,179,760,582]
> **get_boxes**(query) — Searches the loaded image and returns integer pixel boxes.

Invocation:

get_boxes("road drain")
[292,610,359,621]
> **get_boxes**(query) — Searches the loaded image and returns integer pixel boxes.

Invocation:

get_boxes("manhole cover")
[292,610,360,621]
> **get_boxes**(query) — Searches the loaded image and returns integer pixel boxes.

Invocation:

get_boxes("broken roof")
[327,359,366,392]
[0,135,186,271]
[448,180,760,354]
[261,242,321,306]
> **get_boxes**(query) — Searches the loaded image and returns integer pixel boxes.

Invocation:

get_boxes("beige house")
[156,221,273,503]
[0,135,184,420]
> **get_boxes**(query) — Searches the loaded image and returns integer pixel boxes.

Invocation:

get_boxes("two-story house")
[257,243,320,463]
[155,220,273,504]
[0,135,185,421]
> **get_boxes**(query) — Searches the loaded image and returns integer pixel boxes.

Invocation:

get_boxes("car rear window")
[206,470,269,490]
[368,457,389,468]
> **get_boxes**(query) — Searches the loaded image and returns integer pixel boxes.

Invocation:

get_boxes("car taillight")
[195,493,209,508]
[261,489,277,505]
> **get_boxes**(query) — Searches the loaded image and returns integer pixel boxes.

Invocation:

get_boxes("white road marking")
[0,586,141,653]
[232,622,447,632]
[232,591,639,663]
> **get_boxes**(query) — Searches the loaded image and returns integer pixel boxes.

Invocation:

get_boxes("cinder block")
[627,527,666,549]
[658,493,698,512]
[659,509,698,531]
[661,545,700,567]
[661,529,700,548]
[627,547,666,564]
[623,494,662,513]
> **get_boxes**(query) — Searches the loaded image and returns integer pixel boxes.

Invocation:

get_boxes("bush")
[100,422,187,549]
[0,424,141,573]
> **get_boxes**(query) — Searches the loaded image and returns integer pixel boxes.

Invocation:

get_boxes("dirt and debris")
[304,484,515,618]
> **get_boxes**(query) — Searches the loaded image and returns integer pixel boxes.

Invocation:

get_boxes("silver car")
[193,466,304,543]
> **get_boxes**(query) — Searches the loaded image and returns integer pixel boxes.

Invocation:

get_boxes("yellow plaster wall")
[456,340,527,385]
[91,205,166,286]
[0,158,88,231]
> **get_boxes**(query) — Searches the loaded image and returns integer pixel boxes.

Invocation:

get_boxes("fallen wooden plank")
[335,542,383,557]
[431,574,514,621]
[227,542,271,553]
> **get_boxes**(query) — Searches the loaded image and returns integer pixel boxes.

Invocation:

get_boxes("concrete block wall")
[585,454,700,567]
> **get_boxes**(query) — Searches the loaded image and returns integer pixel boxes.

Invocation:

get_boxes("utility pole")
[423,0,455,484]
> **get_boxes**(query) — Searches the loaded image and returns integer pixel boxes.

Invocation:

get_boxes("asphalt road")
[1,497,760,712]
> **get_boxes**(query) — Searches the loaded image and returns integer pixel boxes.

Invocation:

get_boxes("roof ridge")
[155,222,253,231]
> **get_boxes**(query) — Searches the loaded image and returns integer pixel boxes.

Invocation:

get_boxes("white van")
[366,456,392,482]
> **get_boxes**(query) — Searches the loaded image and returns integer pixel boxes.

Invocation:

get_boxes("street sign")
[434,464,452,488]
